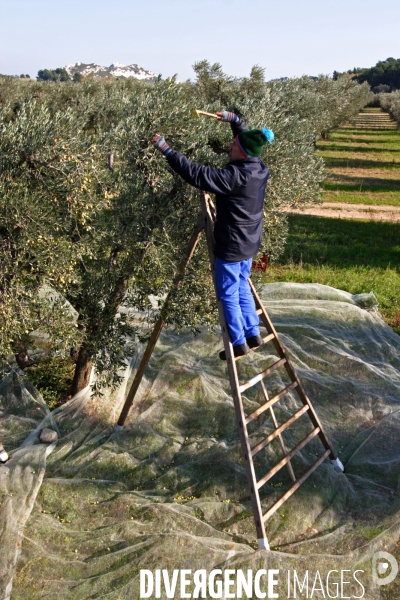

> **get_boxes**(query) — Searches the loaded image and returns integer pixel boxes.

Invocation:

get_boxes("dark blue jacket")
[166,118,269,262]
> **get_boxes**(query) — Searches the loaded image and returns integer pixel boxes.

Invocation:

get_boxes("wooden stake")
[116,218,204,427]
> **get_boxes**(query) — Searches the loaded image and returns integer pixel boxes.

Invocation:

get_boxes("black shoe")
[219,342,250,361]
[246,334,264,349]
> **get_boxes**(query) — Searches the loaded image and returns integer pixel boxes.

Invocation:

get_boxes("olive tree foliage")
[0,99,110,366]
[379,91,400,125]
[187,62,325,259]
[265,75,372,137]
[0,86,145,389]
[185,63,369,256]
[0,78,213,390]
[0,68,371,391]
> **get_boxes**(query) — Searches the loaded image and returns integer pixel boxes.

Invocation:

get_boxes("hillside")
[334,57,400,92]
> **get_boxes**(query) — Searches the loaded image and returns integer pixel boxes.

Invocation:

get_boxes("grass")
[322,190,400,206]
[317,123,400,206]
[266,111,399,335]
[360,107,382,113]
[265,214,400,334]
[324,157,400,169]
[324,178,400,194]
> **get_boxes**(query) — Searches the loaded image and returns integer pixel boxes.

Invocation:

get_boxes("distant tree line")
[37,68,71,82]
[334,57,400,92]
[36,68,87,83]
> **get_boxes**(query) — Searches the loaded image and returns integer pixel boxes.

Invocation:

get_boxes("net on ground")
[1,283,399,599]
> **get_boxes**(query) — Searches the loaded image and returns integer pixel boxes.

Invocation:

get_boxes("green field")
[317,127,400,206]
[265,120,400,334]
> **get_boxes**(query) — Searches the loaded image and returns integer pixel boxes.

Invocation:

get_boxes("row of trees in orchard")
[0,65,371,393]
[378,91,400,125]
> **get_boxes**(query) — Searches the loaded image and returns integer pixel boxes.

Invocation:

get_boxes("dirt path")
[282,202,400,222]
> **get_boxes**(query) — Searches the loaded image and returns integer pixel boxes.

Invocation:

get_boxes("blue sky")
[1,0,400,81]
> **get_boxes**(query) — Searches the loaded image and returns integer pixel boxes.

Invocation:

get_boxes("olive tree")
[1,68,372,393]
[0,98,111,370]
[379,91,400,125]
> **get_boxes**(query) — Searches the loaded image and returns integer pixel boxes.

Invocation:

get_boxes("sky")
[1,0,400,81]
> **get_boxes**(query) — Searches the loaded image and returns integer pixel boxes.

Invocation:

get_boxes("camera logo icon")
[372,551,398,586]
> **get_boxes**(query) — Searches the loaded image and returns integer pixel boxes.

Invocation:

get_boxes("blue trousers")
[215,257,260,346]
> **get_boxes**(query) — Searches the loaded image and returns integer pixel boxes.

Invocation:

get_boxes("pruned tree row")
[378,91,400,126]
[0,64,371,392]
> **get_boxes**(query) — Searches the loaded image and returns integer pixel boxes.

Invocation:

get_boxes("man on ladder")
[152,111,274,360]
[129,113,343,551]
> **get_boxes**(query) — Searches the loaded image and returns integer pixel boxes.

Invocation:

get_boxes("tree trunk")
[70,346,93,396]
[12,341,32,370]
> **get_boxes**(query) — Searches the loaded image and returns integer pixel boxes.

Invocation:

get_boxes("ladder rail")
[283,358,336,458]
[116,217,204,427]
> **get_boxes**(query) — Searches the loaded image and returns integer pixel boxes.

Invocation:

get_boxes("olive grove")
[0,66,371,392]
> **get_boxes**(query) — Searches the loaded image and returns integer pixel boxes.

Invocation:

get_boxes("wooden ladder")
[115,192,344,551]
[200,193,343,550]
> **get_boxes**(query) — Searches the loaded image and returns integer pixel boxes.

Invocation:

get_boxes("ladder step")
[257,427,320,489]
[239,357,286,393]
[246,381,298,425]
[262,449,331,522]
[262,333,275,344]
[251,404,309,457]
[233,333,275,362]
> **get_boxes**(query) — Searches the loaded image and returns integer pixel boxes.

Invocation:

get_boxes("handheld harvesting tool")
[191,109,219,119]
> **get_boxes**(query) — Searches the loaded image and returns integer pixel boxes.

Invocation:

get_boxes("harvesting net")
[1,283,400,599]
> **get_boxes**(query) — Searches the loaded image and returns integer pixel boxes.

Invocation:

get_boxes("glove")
[155,136,172,156]
[221,111,240,123]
